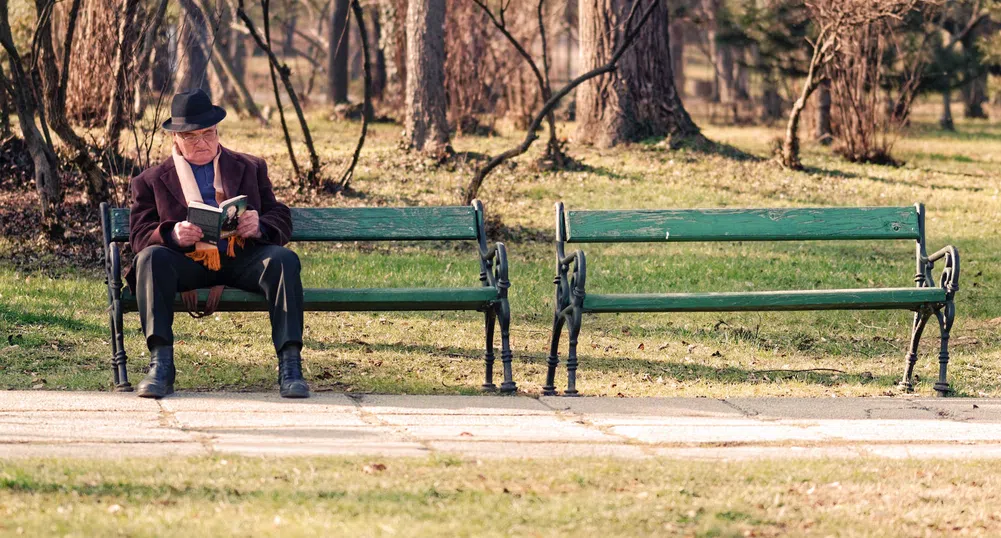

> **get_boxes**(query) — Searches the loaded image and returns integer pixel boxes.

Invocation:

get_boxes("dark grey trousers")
[134,243,304,353]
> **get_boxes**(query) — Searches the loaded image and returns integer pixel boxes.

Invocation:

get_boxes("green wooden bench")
[545,203,959,396]
[100,201,516,393]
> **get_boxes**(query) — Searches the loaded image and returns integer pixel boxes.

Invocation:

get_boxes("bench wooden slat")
[565,207,921,243]
[120,287,500,312]
[108,206,480,243]
[582,287,946,313]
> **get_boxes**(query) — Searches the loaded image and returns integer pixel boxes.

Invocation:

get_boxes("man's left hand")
[238,210,262,239]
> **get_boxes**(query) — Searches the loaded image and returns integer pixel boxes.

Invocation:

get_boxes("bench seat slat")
[120,287,500,312]
[582,287,946,313]
[108,206,480,243]
[566,207,921,243]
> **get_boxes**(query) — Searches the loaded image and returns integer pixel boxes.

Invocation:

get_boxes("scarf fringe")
[185,236,245,270]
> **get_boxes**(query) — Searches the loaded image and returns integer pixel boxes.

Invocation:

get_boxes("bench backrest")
[558,205,923,243]
[104,206,483,244]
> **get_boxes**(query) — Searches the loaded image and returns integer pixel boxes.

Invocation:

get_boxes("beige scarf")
[172,145,244,270]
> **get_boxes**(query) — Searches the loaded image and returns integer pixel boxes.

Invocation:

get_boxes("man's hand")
[172,221,203,248]
[238,210,262,239]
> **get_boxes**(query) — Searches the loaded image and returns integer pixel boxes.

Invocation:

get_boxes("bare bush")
[817,0,938,165]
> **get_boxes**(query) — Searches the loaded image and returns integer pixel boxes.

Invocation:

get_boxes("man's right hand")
[172,221,203,248]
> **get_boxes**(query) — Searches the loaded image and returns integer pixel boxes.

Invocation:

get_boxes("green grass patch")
[3,456,1001,536]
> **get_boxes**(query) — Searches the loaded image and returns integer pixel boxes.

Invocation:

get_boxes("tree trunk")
[329,0,351,104]
[371,5,387,99]
[132,0,170,118]
[940,89,954,130]
[669,17,685,97]
[575,0,700,148]
[963,72,988,119]
[380,0,407,115]
[815,79,832,143]
[0,0,61,223]
[103,0,142,153]
[1,83,8,137]
[36,0,110,205]
[403,0,450,155]
[189,0,265,122]
[177,3,212,96]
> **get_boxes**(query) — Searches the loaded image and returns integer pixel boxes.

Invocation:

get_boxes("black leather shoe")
[278,346,310,399]
[137,345,175,399]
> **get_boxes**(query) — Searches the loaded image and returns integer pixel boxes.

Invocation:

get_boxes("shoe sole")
[137,386,174,399]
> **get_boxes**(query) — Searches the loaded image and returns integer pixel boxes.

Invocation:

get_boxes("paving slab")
[429,441,650,459]
[808,419,1001,443]
[913,399,1001,421]
[358,395,551,415]
[392,421,616,443]
[172,410,369,429]
[606,420,830,444]
[0,411,194,443]
[541,397,740,417]
[0,391,160,412]
[727,397,939,420]
[211,439,429,457]
[159,392,357,413]
[0,442,209,459]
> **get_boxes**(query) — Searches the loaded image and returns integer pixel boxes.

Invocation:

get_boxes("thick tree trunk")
[380,0,407,115]
[669,17,685,97]
[177,3,212,96]
[103,0,142,153]
[575,0,700,148]
[815,79,832,143]
[0,0,61,222]
[404,0,450,154]
[371,6,387,99]
[329,0,351,104]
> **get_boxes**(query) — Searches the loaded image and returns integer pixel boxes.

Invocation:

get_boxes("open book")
[187,195,248,244]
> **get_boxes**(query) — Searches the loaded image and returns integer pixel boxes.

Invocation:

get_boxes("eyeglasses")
[177,129,218,143]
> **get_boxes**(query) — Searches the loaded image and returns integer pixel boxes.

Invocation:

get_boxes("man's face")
[174,126,219,165]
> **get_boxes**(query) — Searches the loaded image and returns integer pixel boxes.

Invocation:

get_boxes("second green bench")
[544,203,959,396]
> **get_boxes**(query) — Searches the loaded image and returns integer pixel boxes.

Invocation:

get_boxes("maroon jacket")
[126,146,293,290]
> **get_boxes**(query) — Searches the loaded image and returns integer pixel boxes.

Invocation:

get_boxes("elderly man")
[127,89,309,399]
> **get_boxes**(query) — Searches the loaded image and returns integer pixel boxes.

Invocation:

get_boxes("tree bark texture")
[669,17,685,96]
[963,71,988,119]
[940,89,954,130]
[176,1,212,96]
[575,0,699,148]
[404,0,450,154]
[380,0,407,115]
[329,0,351,104]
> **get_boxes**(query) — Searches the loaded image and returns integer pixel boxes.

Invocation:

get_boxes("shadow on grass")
[866,172,986,193]
[0,303,104,334]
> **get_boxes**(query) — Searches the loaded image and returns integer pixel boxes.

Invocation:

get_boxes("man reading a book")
[126,89,309,399]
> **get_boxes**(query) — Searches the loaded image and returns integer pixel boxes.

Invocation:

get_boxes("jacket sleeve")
[129,174,188,254]
[254,158,293,246]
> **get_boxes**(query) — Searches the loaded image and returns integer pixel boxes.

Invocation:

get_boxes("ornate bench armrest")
[926,245,959,297]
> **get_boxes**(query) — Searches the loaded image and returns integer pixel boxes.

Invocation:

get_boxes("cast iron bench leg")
[497,298,517,393]
[565,308,582,396]
[934,301,956,397]
[899,309,931,393]
[543,313,565,396]
[482,309,497,391]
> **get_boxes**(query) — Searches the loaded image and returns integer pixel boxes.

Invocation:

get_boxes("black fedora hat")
[161,89,227,132]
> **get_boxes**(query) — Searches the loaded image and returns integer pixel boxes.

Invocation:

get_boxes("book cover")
[187,195,248,243]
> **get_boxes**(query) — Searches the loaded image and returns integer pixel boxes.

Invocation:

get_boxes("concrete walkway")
[4,391,1001,459]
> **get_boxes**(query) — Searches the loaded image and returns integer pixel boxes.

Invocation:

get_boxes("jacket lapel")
[218,146,246,200]
[157,166,188,210]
